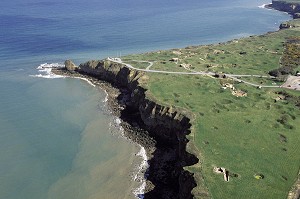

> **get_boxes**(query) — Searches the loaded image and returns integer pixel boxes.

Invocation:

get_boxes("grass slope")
[124,20,300,199]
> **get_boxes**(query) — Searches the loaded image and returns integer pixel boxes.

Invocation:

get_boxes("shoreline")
[50,68,157,198]
[51,58,198,199]
[34,65,154,198]
[37,1,300,198]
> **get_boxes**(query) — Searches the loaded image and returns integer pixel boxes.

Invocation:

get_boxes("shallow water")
[0,0,291,198]
[0,70,142,199]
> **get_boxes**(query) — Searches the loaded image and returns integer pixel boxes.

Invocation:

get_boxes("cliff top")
[119,18,300,199]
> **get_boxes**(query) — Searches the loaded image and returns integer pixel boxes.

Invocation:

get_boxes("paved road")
[227,75,281,88]
[108,57,215,75]
[107,58,282,88]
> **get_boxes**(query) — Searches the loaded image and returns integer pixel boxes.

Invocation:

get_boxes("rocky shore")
[52,59,199,199]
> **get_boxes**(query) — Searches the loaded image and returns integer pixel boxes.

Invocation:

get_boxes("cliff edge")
[65,59,200,199]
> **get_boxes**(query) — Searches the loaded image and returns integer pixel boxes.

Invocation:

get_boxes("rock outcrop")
[64,60,78,72]
[74,59,199,199]
[279,21,295,29]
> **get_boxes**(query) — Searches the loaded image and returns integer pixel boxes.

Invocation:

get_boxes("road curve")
[108,57,215,75]
[107,58,282,88]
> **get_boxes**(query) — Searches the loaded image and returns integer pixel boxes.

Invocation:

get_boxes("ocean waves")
[31,63,97,87]
[30,63,65,78]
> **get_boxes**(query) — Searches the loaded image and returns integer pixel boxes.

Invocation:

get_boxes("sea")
[0,0,291,199]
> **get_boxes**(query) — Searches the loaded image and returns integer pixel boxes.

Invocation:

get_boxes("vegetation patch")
[269,36,300,77]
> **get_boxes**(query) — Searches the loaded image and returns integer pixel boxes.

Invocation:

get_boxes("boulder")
[64,60,78,72]
[279,22,294,29]
[170,58,179,62]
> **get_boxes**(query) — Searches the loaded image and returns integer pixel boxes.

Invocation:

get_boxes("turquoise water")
[0,0,291,198]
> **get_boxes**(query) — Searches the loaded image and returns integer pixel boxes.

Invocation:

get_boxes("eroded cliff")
[71,59,199,199]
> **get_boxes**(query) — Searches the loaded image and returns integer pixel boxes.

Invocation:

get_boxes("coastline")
[50,68,157,198]
[41,1,300,198]
[51,60,198,199]
[34,64,154,198]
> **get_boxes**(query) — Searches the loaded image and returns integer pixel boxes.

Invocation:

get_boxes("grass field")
[123,20,300,198]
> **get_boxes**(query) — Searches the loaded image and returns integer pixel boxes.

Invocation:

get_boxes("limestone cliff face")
[75,59,198,199]
[78,60,145,89]
[77,59,190,143]
[268,0,300,15]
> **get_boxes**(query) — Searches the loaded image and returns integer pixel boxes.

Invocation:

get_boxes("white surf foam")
[107,116,148,198]
[103,90,109,102]
[31,63,97,87]
[108,117,125,138]
[30,63,65,79]
[133,181,146,199]
[133,145,148,199]
[258,4,270,9]
[70,76,96,87]
[115,118,122,125]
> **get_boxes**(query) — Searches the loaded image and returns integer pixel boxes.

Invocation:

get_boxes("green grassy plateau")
[123,19,300,199]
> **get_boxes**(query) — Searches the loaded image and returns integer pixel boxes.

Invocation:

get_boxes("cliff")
[71,59,199,199]
[267,0,300,17]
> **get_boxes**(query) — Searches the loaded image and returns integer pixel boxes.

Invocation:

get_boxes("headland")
[52,1,300,198]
